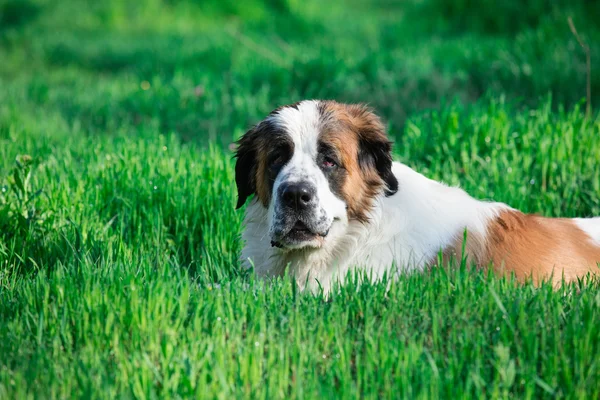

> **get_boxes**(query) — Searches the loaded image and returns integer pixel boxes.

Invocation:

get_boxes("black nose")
[280,182,316,210]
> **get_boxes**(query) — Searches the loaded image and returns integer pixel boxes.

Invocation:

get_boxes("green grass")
[1,0,600,398]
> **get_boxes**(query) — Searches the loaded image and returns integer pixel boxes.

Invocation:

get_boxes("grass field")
[1,0,600,398]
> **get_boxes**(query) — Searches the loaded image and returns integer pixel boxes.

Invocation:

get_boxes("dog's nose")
[280,182,316,210]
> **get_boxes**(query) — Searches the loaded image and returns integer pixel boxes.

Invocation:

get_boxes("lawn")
[1,0,600,398]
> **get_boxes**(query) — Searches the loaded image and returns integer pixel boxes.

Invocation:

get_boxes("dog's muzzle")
[271,181,329,248]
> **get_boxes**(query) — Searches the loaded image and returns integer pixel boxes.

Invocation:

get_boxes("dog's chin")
[271,220,329,251]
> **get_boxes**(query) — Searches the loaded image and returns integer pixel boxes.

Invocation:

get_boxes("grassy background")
[1,0,600,398]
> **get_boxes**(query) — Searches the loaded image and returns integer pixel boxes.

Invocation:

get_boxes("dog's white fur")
[574,218,600,246]
[267,102,346,250]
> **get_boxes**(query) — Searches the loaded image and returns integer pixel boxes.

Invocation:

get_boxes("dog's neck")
[370,162,506,260]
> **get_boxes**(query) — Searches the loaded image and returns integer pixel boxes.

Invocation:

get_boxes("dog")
[234,100,600,293]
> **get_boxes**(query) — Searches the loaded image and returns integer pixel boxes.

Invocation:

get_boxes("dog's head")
[235,100,398,250]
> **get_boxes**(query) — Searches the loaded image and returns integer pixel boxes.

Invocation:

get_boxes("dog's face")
[235,100,398,250]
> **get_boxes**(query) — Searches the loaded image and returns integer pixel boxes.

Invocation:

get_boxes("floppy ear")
[355,109,398,196]
[358,135,398,196]
[234,127,258,209]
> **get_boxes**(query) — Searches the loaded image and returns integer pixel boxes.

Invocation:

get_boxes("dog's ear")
[234,127,259,209]
[354,107,398,196]
[358,135,398,196]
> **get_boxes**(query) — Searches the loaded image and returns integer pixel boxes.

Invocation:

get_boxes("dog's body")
[236,100,600,292]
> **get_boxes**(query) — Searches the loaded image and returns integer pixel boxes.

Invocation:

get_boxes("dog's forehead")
[267,100,322,157]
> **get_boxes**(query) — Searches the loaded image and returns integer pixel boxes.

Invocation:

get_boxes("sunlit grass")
[1,96,599,398]
[1,0,600,398]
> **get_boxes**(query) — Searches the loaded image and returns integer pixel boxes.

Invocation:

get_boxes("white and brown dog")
[235,100,600,293]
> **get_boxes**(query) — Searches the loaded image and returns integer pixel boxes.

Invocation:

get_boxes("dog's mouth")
[271,220,329,249]
[288,220,320,240]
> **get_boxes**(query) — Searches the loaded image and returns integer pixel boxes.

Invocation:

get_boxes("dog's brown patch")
[319,101,397,222]
[253,142,272,207]
[440,210,600,284]
[483,210,600,284]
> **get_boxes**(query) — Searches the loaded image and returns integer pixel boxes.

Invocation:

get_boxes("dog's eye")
[322,156,337,169]
[268,153,284,170]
